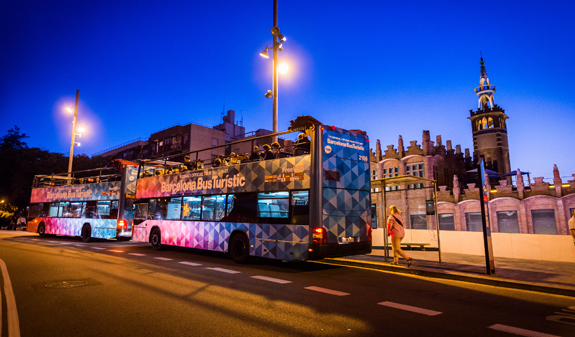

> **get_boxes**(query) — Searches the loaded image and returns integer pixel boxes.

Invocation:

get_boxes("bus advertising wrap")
[30,182,121,203]
[137,155,311,198]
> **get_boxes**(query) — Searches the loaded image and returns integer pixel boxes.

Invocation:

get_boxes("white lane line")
[58,242,72,245]
[108,250,124,253]
[179,261,202,267]
[207,267,241,274]
[48,241,59,244]
[489,324,560,337]
[154,257,173,261]
[251,275,292,284]
[304,286,350,296]
[128,253,146,256]
[378,301,442,316]
[91,247,106,250]
[0,258,21,337]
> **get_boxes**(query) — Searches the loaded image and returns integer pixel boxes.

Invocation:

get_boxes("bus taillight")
[367,226,372,242]
[312,227,327,244]
[117,219,127,228]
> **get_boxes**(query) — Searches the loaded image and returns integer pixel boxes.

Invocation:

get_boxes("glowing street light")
[278,62,289,74]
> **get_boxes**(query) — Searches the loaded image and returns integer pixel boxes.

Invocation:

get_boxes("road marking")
[378,301,442,316]
[0,258,21,337]
[251,275,292,284]
[91,247,106,250]
[304,286,350,296]
[48,241,59,244]
[73,245,84,247]
[154,257,173,261]
[31,239,38,241]
[179,261,202,267]
[207,267,241,274]
[109,250,124,253]
[128,253,146,256]
[488,324,560,337]
[58,242,72,245]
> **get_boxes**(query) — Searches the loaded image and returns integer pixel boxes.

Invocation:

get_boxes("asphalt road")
[1,231,574,337]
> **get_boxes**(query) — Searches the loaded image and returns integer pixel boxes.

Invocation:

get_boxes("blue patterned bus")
[132,120,372,262]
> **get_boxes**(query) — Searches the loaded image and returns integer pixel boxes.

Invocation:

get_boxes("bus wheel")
[150,228,162,250]
[229,233,249,264]
[81,224,92,243]
[38,223,46,238]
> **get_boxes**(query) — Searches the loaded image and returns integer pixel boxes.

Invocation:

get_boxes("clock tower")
[468,57,511,176]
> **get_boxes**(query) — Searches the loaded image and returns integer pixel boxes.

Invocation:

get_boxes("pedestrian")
[250,146,261,162]
[263,144,274,160]
[387,205,412,267]
[569,210,575,245]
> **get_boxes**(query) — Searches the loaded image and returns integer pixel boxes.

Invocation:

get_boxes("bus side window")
[49,202,59,217]
[221,193,257,223]
[82,201,98,219]
[134,203,149,220]
[291,190,309,225]
[110,201,119,219]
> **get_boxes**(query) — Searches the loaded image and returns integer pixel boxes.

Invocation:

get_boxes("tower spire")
[475,55,495,110]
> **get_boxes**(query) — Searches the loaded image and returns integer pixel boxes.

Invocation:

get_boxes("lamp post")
[260,0,286,142]
[67,89,81,182]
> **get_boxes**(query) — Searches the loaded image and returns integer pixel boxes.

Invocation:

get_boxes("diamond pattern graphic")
[321,126,371,244]
[133,221,310,261]
[137,156,311,199]
[41,217,118,239]
[31,182,122,203]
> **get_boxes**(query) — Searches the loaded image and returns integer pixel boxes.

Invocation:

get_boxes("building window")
[183,133,189,144]
[465,212,483,232]
[531,209,557,235]
[410,214,427,229]
[438,213,455,231]
[496,211,520,233]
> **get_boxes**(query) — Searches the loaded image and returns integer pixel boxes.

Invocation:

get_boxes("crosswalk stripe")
[179,262,202,267]
[378,301,442,316]
[251,275,292,284]
[304,286,349,296]
[207,267,241,274]
[128,253,146,256]
[488,324,559,337]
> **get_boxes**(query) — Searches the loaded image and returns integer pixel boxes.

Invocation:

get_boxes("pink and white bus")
[27,160,138,242]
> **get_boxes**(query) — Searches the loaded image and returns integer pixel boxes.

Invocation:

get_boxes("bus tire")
[150,228,162,250]
[229,233,249,264]
[81,224,91,243]
[38,223,46,238]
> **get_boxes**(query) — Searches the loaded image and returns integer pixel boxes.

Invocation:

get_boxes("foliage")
[0,126,111,209]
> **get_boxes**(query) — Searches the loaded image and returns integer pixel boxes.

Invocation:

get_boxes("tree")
[0,125,29,150]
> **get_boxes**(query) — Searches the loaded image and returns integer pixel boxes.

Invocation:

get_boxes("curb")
[326,257,575,298]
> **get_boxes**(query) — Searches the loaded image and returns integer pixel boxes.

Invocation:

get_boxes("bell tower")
[468,57,511,176]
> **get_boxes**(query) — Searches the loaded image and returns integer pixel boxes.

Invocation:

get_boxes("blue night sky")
[1,1,574,182]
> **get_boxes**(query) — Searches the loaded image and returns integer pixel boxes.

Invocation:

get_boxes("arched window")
[487,117,494,128]
[482,117,488,129]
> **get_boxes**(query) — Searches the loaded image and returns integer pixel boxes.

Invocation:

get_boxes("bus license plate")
[339,237,356,244]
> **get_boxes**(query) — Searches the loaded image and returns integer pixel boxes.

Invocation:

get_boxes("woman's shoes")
[390,262,399,266]
[407,258,413,267]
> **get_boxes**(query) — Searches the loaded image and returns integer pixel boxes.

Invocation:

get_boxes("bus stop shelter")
[371,175,441,263]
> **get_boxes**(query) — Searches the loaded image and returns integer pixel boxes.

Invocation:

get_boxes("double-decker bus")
[132,121,372,263]
[27,160,138,242]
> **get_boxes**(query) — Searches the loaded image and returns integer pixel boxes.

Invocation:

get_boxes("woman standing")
[387,205,413,267]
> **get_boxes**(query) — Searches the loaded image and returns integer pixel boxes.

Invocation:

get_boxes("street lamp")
[67,89,81,183]
[260,0,287,142]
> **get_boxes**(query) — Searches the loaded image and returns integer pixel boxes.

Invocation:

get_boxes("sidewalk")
[331,249,575,298]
